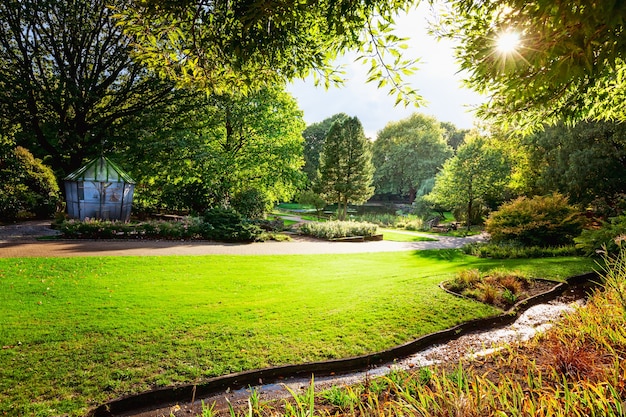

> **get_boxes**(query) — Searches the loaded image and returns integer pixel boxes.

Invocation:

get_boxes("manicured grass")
[381,228,438,242]
[0,252,594,416]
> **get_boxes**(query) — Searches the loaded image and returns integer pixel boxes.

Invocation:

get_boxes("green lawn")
[0,252,594,416]
[381,228,439,242]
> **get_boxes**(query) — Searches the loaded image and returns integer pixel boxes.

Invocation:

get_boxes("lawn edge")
[86,271,596,417]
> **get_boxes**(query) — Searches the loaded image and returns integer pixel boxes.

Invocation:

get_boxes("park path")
[0,220,487,258]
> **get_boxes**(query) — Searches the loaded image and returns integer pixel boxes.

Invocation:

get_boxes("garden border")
[87,272,597,417]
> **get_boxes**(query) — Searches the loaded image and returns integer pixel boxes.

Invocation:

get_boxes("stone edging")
[86,272,597,417]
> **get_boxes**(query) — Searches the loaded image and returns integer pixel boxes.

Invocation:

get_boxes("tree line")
[3,0,626,226]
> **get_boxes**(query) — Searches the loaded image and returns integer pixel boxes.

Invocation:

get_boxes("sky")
[286,4,485,139]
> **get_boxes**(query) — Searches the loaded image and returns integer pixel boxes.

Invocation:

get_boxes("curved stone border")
[87,272,597,417]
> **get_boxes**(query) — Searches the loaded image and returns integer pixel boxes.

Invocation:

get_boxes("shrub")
[231,188,272,219]
[299,220,378,240]
[462,242,579,258]
[203,207,262,242]
[446,268,532,308]
[0,143,60,221]
[297,190,326,214]
[575,215,626,256]
[486,194,584,247]
[56,214,262,242]
[352,213,399,227]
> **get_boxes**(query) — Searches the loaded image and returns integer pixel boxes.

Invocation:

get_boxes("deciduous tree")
[0,0,176,174]
[372,113,452,202]
[427,135,511,229]
[523,121,626,213]
[437,1,626,128]
[113,0,421,105]
[123,86,305,213]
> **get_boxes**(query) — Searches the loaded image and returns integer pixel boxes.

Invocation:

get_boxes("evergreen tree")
[318,116,374,220]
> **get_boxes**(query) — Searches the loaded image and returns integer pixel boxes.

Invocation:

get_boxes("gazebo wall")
[65,180,135,221]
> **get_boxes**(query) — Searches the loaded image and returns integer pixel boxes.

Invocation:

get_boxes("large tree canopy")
[372,113,452,202]
[124,86,305,213]
[438,1,626,128]
[113,0,420,105]
[427,135,511,229]
[0,0,176,174]
[522,121,626,213]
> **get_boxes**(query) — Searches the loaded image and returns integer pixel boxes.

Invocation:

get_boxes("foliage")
[463,242,580,259]
[301,113,348,184]
[445,268,533,308]
[230,189,272,219]
[124,85,305,213]
[0,139,60,221]
[297,190,327,215]
[598,246,626,317]
[202,208,262,242]
[427,135,511,229]
[575,215,626,256]
[351,213,402,227]
[438,0,626,129]
[299,220,378,240]
[317,116,375,220]
[0,0,176,174]
[56,212,262,242]
[486,194,585,247]
[372,113,453,202]
[113,1,421,106]
[521,121,626,212]
[440,121,469,151]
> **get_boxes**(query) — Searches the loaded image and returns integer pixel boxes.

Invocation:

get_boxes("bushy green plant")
[299,220,378,240]
[56,214,264,242]
[231,188,271,219]
[0,142,60,220]
[463,242,580,259]
[203,207,262,242]
[352,213,399,227]
[486,194,584,247]
[575,215,626,256]
[297,190,326,214]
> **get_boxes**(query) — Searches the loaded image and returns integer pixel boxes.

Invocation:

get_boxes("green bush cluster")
[202,207,261,242]
[351,213,425,230]
[575,215,626,256]
[0,143,60,221]
[463,242,580,259]
[57,208,262,242]
[486,194,584,247]
[299,220,378,240]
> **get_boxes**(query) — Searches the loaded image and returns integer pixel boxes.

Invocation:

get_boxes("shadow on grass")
[411,248,466,261]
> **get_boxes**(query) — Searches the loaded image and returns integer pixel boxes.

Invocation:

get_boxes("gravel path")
[0,221,487,258]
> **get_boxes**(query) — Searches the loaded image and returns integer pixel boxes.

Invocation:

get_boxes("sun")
[496,31,521,54]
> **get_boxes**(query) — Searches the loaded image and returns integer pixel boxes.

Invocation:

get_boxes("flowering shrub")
[299,221,378,240]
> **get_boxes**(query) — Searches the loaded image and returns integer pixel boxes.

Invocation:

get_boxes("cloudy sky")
[287,4,485,139]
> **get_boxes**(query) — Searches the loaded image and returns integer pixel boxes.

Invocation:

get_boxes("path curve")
[0,221,486,258]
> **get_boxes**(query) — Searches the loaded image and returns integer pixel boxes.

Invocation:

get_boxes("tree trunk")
[408,186,417,204]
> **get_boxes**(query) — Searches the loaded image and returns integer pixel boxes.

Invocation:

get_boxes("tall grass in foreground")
[215,251,626,417]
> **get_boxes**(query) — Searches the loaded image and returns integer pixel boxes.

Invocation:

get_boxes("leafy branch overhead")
[434,0,626,130]
[112,0,421,106]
